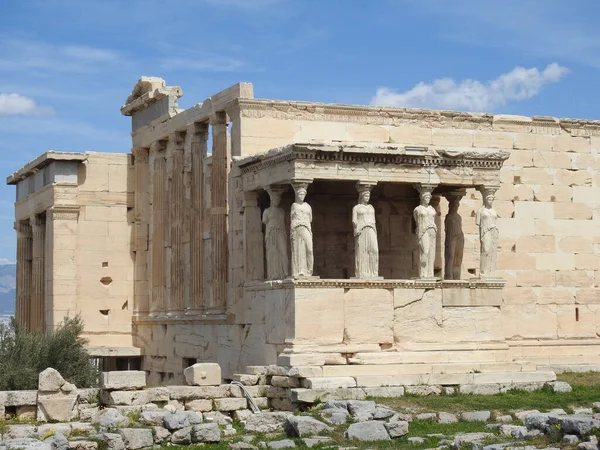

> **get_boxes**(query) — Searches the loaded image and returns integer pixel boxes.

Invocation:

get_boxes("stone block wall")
[234,102,600,367]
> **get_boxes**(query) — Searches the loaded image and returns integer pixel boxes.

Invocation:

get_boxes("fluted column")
[31,214,46,331]
[132,147,150,316]
[15,221,32,329]
[244,190,265,281]
[169,132,185,315]
[209,113,230,311]
[150,140,167,314]
[187,122,208,314]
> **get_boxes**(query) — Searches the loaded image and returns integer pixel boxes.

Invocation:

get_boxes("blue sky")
[1,0,600,262]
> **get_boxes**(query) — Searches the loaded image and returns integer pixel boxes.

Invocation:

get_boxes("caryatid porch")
[234,141,512,368]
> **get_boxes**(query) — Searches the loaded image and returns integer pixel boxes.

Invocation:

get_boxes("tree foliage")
[0,315,98,390]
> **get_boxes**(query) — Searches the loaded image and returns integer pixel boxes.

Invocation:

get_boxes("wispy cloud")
[371,64,569,112]
[160,56,245,72]
[408,0,600,69]
[0,93,54,116]
[0,38,122,73]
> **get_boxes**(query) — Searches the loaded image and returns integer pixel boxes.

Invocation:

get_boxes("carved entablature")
[47,205,80,221]
[236,142,510,192]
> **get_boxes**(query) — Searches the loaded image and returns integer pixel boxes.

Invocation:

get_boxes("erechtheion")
[7,77,600,386]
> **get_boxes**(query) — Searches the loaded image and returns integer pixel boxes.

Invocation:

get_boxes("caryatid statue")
[476,186,499,279]
[352,183,379,278]
[290,181,314,277]
[444,192,465,280]
[263,186,289,280]
[413,184,437,278]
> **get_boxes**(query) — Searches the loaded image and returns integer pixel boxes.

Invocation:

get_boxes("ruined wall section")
[236,101,600,361]
[75,152,135,348]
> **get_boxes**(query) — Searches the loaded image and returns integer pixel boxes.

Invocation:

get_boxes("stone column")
[150,140,167,314]
[244,190,265,281]
[132,147,150,316]
[15,221,32,329]
[430,194,443,277]
[443,191,466,280]
[477,185,500,279]
[187,122,209,315]
[413,183,438,279]
[169,132,186,316]
[290,179,315,278]
[209,113,230,311]
[30,214,46,332]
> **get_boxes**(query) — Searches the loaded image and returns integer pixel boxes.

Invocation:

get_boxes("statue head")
[357,185,372,205]
[268,189,282,207]
[484,193,495,208]
[295,187,307,204]
[420,191,432,206]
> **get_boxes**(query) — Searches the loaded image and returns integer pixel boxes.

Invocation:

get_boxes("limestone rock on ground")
[3,438,52,450]
[240,412,292,433]
[301,437,331,448]
[267,439,296,449]
[438,412,458,423]
[384,419,409,438]
[117,429,153,450]
[345,421,391,441]
[191,423,221,443]
[98,433,124,450]
[170,427,191,445]
[151,427,170,444]
[452,432,495,449]
[162,411,190,431]
[286,416,333,437]
[93,409,129,430]
[346,400,376,421]
[461,410,492,422]
[319,407,349,425]
[548,414,600,436]
[138,411,167,426]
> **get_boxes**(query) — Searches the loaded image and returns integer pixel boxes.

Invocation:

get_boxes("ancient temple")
[8,77,600,384]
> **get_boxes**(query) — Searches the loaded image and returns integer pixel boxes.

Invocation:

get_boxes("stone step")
[353,371,555,387]
[348,349,512,364]
[321,362,536,378]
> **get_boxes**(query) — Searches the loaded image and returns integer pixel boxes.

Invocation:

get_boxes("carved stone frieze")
[47,206,80,221]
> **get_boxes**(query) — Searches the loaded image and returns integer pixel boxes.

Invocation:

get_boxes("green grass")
[373,384,600,416]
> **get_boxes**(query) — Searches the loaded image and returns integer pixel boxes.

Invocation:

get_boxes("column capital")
[14,221,31,235]
[479,184,500,196]
[169,131,186,151]
[413,183,437,195]
[30,214,46,228]
[443,189,467,202]
[290,178,313,193]
[187,121,209,137]
[265,184,287,196]
[243,190,260,207]
[47,205,80,221]
[209,111,229,126]
[132,147,149,164]
[149,139,167,154]
[356,181,376,192]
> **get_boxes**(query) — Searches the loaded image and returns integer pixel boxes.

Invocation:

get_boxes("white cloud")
[371,63,569,112]
[0,93,54,116]
[0,259,15,265]
[0,38,122,73]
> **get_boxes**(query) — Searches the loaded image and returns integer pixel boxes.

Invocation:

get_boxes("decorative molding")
[237,99,600,136]
[244,278,506,291]
[47,205,80,221]
[238,143,510,175]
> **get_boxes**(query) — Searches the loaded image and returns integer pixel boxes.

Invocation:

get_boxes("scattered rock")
[461,411,491,422]
[547,381,572,393]
[191,423,221,443]
[452,432,494,449]
[514,409,541,421]
[320,407,349,425]
[416,412,437,421]
[384,420,409,438]
[170,427,192,445]
[241,412,292,433]
[563,434,580,444]
[323,400,348,410]
[548,414,600,436]
[138,411,167,426]
[93,409,129,430]
[496,415,513,423]
[118,429,153,450]
[301,437,331,448]
[205,411,233,425]
[286,416,332,437]
[98,433,124,450]
[229,442,257,450]
[151,427,170,444]
[48,433,69,450]
[345,422,391,441]
[407,437,425,444]
[499,424,529,438]
[163,411,190,431]
[346,400,376,421]
[267,440,295,449]
[438,412,458,424]
[405,386,442,396]
[373,406,395,420]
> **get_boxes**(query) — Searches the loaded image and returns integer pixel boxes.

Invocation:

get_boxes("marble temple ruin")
[6,77,600,386]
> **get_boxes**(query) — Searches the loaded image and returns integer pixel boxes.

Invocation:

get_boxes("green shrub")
[0,315,98,390]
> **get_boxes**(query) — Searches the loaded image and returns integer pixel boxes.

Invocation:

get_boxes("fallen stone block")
[384,420,408,438]
[184,363,221,386]
[5,390,38,406]
[319,407,349,425]
[548,414,600,436]
[163,411,190,431]
[461,411,491,422]
[214,397,247,411]
[286,416,332,437]
[438,412,458,424]
[345,421,391,441]
[290,388,366,403]
[302,437,331,448]
[347,400,376,421]
[4,438,52,450]
[118,428,153,450]
[240,412,292,433]
[67,440,98,450]
[301,377,356,389]
[170,427,192,445]
[152,426,170,444]
[37,391,78,422]
[98,433,125,450]
[93,408,129,429]
[191,423,221,443]
[267,439,295,449]
[39,368,66,392]
[100,371,146,391]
